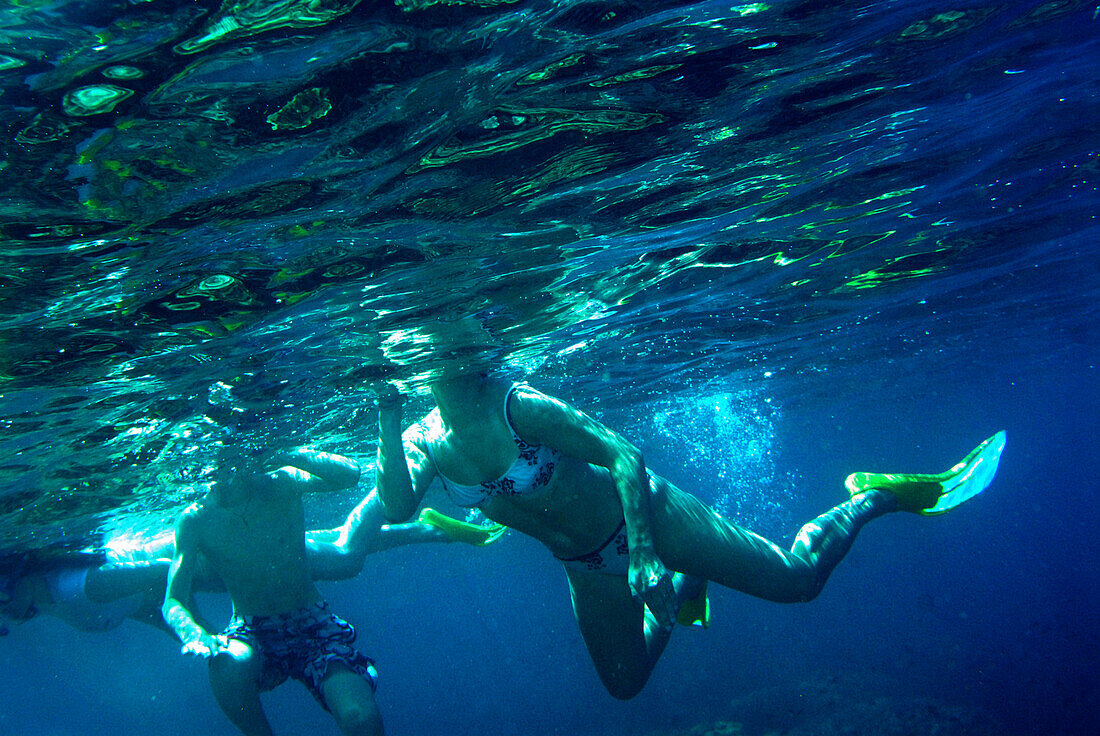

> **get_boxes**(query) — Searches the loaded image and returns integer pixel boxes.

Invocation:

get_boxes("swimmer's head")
[208,437,281,500]
[380,315,505,385]
[203,375,280,483]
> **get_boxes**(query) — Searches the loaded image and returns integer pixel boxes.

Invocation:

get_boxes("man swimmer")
[1,450,502,641]
[163,448,383,736]
[0,550,169,634]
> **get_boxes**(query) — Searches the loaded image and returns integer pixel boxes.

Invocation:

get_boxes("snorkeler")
[163,448,383,736]
[370,324,1005,700]
[0,547,174,634]
[0,449,503,639]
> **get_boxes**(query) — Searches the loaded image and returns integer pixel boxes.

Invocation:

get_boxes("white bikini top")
[418,385,560,508]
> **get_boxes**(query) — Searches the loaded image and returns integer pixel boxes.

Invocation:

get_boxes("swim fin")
[676,580,711,628]
[418,508,508,546]
[845,431,1007,515]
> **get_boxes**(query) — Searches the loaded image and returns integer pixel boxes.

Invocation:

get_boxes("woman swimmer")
[370,320,1005,700]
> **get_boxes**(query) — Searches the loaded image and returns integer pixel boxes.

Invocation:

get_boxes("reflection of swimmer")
[0,449,502,637]
[371,321,1005,700]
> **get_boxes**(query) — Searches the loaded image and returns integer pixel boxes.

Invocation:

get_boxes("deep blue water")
[1,0,1097,734]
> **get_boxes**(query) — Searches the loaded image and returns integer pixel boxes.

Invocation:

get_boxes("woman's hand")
[373,382,421,522]
[370,381,403,410]
[629,546,677,630]
[371,382,405,433]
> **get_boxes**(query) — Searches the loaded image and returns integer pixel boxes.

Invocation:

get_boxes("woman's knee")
[591,656,652,701]
[599,667,649,701]
[784,561,824,602]
[780,568,824,603]
[793,578,823,603]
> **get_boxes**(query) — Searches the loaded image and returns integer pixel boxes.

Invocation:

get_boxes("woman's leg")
[565,567,702,700]
[652,482,895,603]
[306,500,505,581]
[566,567,652,700]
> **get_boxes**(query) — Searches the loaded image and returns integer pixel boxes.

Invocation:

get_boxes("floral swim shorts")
[223,600,377,709]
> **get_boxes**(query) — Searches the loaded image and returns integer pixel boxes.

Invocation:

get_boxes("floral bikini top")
[418,384,560,508]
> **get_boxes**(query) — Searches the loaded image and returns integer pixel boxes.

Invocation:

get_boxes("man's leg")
[321,662,383,736]
[208,641,274,736]
[84,561,168,602]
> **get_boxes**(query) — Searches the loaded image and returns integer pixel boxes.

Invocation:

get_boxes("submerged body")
[0,449,496,639]
[376,375,1001,699]
[163,451,383,736]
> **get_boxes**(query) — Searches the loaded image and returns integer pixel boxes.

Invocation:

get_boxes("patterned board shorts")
[223,600,377,709]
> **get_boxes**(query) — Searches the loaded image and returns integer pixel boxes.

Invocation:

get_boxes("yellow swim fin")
[676,580,711,628]
[418,508,508,546]
[845,431,1007,515]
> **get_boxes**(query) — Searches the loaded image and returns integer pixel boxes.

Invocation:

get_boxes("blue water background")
[3,353,1097,734]
[0,0,1098,734]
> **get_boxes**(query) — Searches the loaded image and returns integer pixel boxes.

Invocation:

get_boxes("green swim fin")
[676,580,711,628]
[418,508,508,546]
[845,431,1007,515]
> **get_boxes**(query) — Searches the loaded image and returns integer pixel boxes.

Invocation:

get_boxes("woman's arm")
[508,387,679,628]
[375,397,437,522]
[305,489,388,580]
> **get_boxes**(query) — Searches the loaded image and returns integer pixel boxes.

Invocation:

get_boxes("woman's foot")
[417,508,508,546]
[845,431,1006,515]
[673,573,709,628]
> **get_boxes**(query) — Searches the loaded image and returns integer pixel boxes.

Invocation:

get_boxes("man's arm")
[162,508,223,657]
[276,449,361,489]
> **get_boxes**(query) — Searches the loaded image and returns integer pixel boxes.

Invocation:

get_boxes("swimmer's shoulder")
[172,501,210,551]
[405,407,442,445]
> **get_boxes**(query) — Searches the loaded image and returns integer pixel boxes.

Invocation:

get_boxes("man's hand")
[180,633,229,659]
[628,547,677,630]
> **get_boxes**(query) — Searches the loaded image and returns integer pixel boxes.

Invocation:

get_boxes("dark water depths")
[0,0,1097,734]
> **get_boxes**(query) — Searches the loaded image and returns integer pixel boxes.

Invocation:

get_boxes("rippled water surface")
[3,0,1094,552]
